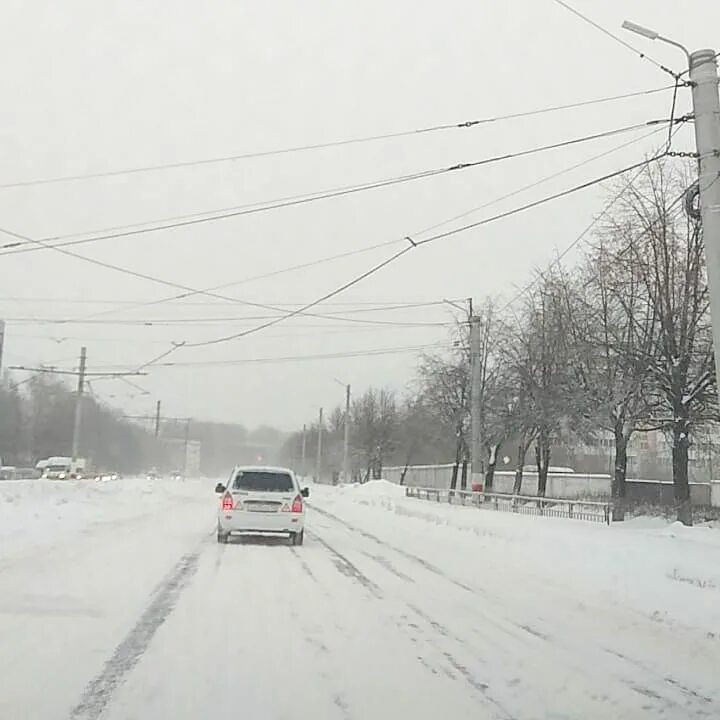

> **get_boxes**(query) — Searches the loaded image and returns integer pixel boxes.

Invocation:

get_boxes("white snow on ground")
[2,476,719,719]
[0,476,208,556]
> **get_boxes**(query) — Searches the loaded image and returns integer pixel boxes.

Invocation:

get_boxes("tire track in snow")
[604,648,717,714]
[69,541,205,720]
[310,504,477,594]
[402,603,513,719]
[289,546,318,583]
[310,520,513,717]
[314,503,714,717]
[307,530,383,598]
[359,550,416,583]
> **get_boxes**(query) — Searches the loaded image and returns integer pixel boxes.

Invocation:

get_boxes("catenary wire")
[0,225,447,328]
[93,342,455,371]
[0,301,462,325]
[169,152,669,357]
[0,118,671,258]
[550,0,680,79]
[0,85,673,190]
[410,123,671,240]
[498,128,691,312]
[61,118,677,324]
[0,120,676,338]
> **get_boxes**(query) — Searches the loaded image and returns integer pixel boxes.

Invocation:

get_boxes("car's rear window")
[233,471,294,492]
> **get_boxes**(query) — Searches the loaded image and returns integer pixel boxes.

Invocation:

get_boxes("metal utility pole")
[622,23,720,379]
[316,407,323,482]
[71,346,87,460]
[689,50,720,377]
[0,320,5,377]
[342,384,351,484]
[469,315,484,493]
[183,419,190,477]
[301,424,307,478]
[154,400,161,436]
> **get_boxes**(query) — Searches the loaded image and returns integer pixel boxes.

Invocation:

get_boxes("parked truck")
[37,456,87,480]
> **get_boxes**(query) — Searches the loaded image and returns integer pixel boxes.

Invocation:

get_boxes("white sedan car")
[215,466,308,545]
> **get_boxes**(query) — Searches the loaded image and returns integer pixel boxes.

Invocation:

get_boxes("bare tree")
[469,299,513,491]
[395,393,449,484]
[617,161,717,525]
[418,339,470,491]
[502,273,573,496]
[556,245,659,520]
[351,387,398,481]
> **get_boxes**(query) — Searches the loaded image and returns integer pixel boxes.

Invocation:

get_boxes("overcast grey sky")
[0,0,717,429]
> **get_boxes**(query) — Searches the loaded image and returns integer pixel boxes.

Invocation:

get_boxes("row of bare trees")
[441,162,715,525]
[1,372,277,475]
[283,161,716,525]
[0,374,158,472]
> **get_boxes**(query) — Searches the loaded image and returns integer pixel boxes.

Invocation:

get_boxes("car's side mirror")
[215,483,226,494]
[301,487,310,498]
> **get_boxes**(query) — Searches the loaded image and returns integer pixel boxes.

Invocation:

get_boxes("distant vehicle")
[40,457,87,480]
[214,465,309,546]
[0,466,16,481]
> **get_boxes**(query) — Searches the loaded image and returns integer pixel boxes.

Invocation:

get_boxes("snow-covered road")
[2,478,719,719]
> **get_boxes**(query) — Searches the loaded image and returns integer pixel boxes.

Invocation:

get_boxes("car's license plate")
[248,503,277,512]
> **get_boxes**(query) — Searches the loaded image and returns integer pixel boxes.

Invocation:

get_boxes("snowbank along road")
[1,477,719,719]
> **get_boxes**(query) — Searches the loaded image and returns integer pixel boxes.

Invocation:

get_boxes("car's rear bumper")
[218,509,304,534]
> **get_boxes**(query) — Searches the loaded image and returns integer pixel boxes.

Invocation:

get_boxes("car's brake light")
[291,495,303,513]
[222,493,234,511]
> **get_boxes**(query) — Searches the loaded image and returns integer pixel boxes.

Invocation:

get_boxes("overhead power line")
[0,118,672,258]
[68,239,406,321]
[77,119,673,323]
[0,225,448,329]
[93,343,453,371]
[551,0,680,79]
[168,151,669,357]
[0,119,679,343]
[498,125,687,311]
[0,301,455,325]
[0,294,455,307]
[7,364,147,377]
[9,320,451,345]
[411,123,671,241]
[0,85,673,190]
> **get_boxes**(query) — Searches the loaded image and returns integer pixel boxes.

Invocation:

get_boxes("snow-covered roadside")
[312,480,720,641]
[0,476,214,558]
[0,476,218,720]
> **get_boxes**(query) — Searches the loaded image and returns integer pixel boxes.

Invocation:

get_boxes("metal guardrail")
[405,486,611,525]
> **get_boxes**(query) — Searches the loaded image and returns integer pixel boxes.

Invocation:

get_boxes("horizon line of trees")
[0,373,286,475]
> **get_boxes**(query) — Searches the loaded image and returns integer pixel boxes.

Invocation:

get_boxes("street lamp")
[621,21,690,62]
[334,378,351,484]
[621,20,720,405]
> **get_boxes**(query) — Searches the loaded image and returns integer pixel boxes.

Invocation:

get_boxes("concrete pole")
[154,400,161,436]
[183,419,190,477]
[316,407,323,482]
[342,384,351,484]
[0,320,5,378]
[71,346,87,460]
[689,50,720,379]
[469,316,484,492]
[301,424,307,478]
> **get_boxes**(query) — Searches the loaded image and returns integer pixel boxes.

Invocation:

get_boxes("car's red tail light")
[221,493,234,511]
[291,495,303,513]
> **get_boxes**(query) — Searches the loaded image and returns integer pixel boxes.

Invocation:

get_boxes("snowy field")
[1,477,719,719]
